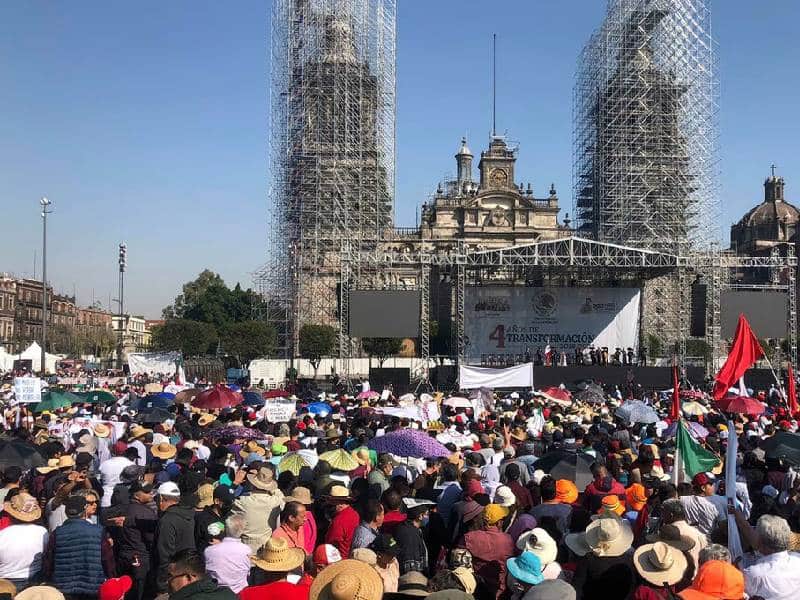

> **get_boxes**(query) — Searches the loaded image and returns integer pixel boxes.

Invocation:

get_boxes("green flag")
[676,420,720,478]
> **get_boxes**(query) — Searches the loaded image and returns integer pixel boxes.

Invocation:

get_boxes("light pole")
[117,243,127,369]
[40,197,52,375]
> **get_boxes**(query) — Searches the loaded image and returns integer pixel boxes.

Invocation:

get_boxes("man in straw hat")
[0,492,48,591]
[231,465,284,554]
[631,541,689,598]
[570,517,636,600]
[240,537,308,600]
[308,558,383,600]
[323,486,359,560]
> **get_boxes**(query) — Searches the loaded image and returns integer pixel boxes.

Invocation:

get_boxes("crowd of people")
[0,373,799,600]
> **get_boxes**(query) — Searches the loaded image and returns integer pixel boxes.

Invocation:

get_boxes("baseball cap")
[214,484,236,503]
[312,544,342,567]
[691,473,713,488]
[98,575,133,600]
[156,481,181,497]
[678,560,744,600]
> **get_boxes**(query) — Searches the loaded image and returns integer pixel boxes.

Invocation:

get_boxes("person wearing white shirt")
[679,473,725,536]
[0,492,49,591]
[98,447,136,508]
[744,515,800,600]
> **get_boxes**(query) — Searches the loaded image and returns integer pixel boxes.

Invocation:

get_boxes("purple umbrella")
[368,429,451,459]
[664,421,709,440]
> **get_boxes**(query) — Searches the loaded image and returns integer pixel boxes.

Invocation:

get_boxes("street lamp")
[117,243,127,369]
[40,197,52,375]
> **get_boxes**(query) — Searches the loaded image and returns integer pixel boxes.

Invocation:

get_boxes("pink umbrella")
[716,394,765,416]
[357,390,380,400]
[191,385,243,410]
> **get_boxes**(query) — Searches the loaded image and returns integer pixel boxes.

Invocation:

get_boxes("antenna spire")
[492,33,497,137]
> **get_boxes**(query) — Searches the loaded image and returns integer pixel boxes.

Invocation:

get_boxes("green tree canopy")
[362,337,403,367]
[221,321,277,365]
[299,324,337,376]
[150,319,218,356]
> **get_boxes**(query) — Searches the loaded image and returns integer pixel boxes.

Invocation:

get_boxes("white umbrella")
[443,397,472,408]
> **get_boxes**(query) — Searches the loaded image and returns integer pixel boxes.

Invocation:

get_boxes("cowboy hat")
[247,466,278,491]
[584,516,634,557]
[325,485,352,503]
[128,425,151,440]
[310,559,383,600]
[36,458,59,474]
[351,448,371,466]
[239,440,266,459]
[564,531,592,557]
[197,414,216,427]
[634,541,688,587]
[251,537,305,573]
[286,486,313,505]
[393,571,429,598]
[645,524,697,552]
[516,528,558,566]
[151,443,177,460]
[4,492,42,522]
[93,423,111,438]
[510,427,528,442]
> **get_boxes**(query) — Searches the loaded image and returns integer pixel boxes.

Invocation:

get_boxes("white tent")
[0,346,14,372]
[18,342,61,373]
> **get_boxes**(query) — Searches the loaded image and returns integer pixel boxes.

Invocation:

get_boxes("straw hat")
[510,427,528,442]
[352,448,371,466]
[646,524,697,552]
[286,486,313,505]
[633,542,688,587]
[247,466,278,492]
[351,548,377,565]
[15,587,65,600]
[57,455,75,469]
[239,440,266,459]
[4,492,42,522]
[0,579,17,597]
[151,443,177,460]
[325,485,352,503]
[310,559,383,600]
[584,517,634,557]
[394,571,430,597]
[250,537,305,573]
[93,423,111,438]
[516,528,558,566]
[197,414,216,427]
[128,425,151,440]
[36,458,60,475]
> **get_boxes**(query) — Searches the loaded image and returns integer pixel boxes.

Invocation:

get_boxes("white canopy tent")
[17,342,61,373]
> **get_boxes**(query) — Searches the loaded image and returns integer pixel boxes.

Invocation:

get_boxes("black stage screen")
[721,290,788,338]
[349,290,420,337]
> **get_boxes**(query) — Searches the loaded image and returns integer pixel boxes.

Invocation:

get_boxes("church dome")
[740,198,800,227]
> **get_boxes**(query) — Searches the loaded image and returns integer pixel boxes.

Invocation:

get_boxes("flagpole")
[761,352,787,404]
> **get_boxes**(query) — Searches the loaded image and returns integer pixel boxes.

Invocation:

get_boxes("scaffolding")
[574,0,718,254]
[256,0,396,357]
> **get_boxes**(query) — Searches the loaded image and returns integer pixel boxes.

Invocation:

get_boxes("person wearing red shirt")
[324,485,360,559]
[583,464,627,514]
[380,489,407,537]
[240,537,310,600]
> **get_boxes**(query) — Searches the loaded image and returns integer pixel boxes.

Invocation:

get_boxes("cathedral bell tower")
[478,136,516,191]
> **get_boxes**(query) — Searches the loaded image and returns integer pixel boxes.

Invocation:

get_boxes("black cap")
[213,485,235,504]
[369,534,399,556]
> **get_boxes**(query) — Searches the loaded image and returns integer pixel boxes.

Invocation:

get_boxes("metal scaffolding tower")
[573,0,718,254]
[257,0,396,357]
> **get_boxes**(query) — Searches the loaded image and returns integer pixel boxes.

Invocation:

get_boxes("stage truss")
[340,237,797,374]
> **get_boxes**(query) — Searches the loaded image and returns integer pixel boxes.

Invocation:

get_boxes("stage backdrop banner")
[459,363,534,390]
[465,287,640,362]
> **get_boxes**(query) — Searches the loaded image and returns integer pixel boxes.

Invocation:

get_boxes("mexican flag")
[672,420,721,484]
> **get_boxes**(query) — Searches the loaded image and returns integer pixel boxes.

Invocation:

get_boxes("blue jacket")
[51,518,107,595]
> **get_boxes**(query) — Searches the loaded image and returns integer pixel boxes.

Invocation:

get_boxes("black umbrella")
[533,451,596,489]
[762,432,800,466]
[138,407,173,424]
[575,386,606,404]
[0,439,46,471]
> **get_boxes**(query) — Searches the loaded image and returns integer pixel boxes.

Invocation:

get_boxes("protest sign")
[14,377,42,404]
[262,399,296,423]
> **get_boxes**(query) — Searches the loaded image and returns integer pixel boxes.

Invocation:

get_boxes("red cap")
[99,576,133,600]
[112,441,128,456]
[692,473,712,487]
[312,544,342,567]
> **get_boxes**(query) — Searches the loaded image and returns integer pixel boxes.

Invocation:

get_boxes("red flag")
[671,365,680,420]
[712,314,764,400]
[789,363,798,415]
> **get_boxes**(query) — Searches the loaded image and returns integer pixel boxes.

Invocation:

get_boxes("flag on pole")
[789,363,798,415]
[671,365,681,420]
[674,420,720,482]
[725,418,744,562]
[712,314,764,400]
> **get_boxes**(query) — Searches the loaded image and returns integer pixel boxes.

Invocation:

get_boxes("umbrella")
[279,450,319,475]
[138,407,173,424]
[367,429,451,459]
[0,440,45,471]
[319,449,359,472]
[206,426,268,442]
[533,452,595,489]
[264,389,290,399]
[615,400,659,424]
[130,394,172,411]
[357,391,380,400]
[680,390,705,400]
[174,388,200,404]
[192,385,243,410]
[574,386,606,405]
[681,401,708,416]
[663,421,709,439]
[716,395,765,415]
[33,390,81,412]
[157,392,176,401]
[76,389,117,405]
[242,391,265,407]
[540,387,572,406]
[443,397,472,408]
[762,432,800,466]
[307,402,332,417]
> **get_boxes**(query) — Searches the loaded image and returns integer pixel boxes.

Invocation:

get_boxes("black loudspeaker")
[690,282,707,337]
[369,368,411,396]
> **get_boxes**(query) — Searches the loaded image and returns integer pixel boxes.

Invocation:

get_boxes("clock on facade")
[489,168,507,188]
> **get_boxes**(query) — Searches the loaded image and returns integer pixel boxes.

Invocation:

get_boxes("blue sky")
[1,1,798,318]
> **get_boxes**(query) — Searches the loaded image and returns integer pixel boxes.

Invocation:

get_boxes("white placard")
[464,286,640,362]
[262,399,296,423]
[14,377,42,404]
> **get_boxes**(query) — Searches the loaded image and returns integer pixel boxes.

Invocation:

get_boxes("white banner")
[127,351,181,376]
[14,377,42,404]
[465,287,640,362]
[459,363,534,390]
[261,399,296,423]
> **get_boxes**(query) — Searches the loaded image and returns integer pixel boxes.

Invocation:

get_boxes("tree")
[221,321,277,366]
[299,324,337,378]
[362,337,403,367]
[150,319,218,356]
[162,270,225,320]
